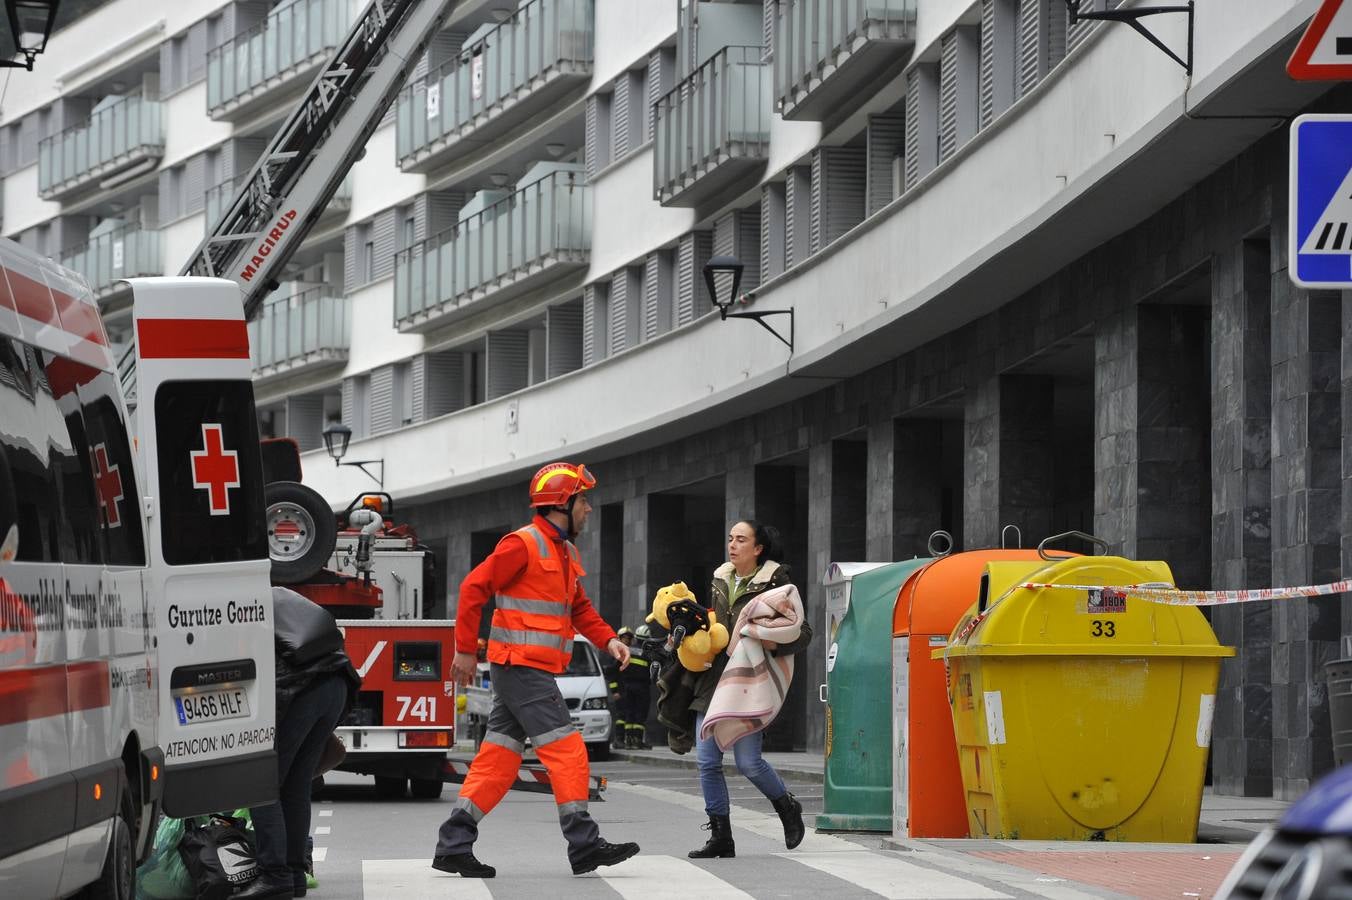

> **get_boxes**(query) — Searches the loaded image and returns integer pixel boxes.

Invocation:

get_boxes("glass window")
[76,369,145,566]
[154,380,266,566]
[560,642,599,677]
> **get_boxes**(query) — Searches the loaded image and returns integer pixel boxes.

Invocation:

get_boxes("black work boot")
[432,852,496,878]
[687,814,735,859]
[772,792,805,850]
[571,839,640,875]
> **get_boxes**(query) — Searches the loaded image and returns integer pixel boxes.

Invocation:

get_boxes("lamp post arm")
[1068,2,1193,75]
[338,459,385,490]
[725,308,794,352]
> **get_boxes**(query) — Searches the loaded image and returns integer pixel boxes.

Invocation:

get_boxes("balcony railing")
[654,45,770,208]
[38,94,164,200]
[249,286,350,377]
[59,223,161,298]
[775,0,916,121]
[205,172,351,232]
[395,0,593,172]
[394,171,590,331]
[207,0,350,118]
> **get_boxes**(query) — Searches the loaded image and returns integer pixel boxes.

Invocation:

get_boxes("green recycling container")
[817,558,932,832]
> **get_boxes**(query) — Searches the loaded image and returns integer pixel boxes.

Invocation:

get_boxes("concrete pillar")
[1270,273,1343,798]
[891,419,947,558]
[866,419,897,561]
[1136,303,1212,590]
[965,374,1055,549]
[622,495,649,627]
[1094,307,1140,557]
[1210,238,1274,797]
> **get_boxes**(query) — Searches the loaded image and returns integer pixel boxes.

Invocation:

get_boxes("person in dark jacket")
[659,520,811,860]
[237,588,360,899]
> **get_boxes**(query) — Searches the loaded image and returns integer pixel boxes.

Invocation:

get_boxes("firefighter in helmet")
[614,626,653,749]
[433,462,640,878]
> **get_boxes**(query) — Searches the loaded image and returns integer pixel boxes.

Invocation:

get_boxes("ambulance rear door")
[130,277,277,817]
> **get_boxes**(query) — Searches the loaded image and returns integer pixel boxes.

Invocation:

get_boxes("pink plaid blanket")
[700,583,804,751]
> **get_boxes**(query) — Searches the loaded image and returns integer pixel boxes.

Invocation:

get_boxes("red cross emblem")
[190,424,241,516]
[90,443,124,529]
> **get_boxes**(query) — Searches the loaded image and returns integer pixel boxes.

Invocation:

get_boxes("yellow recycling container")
[936,553,1234,842]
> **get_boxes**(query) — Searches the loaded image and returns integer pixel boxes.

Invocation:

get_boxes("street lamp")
[703,255,794,352]
[321,421,384,488]
[1063,0,1192,75]
[1,1,59,71]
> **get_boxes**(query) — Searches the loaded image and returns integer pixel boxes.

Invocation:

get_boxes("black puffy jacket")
[272,587,360,722]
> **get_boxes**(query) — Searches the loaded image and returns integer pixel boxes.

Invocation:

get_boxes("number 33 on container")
[938,553,1233,843]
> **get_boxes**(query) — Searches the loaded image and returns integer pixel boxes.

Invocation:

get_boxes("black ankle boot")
[687,814,735,859]
[772,792,804,850]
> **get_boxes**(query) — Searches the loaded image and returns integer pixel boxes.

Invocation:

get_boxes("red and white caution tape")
[1017,579,1352,606]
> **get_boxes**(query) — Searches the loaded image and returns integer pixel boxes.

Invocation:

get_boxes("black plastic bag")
[178,814,259,899]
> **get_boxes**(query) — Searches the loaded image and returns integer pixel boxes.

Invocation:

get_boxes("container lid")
[823,561,891,587]
[894,550,1059,636]
[939,555,1235,660]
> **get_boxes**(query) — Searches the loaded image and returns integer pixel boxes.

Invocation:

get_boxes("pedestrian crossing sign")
[1289,114,1352,289]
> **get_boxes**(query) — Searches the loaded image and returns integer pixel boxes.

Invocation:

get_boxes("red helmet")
[529,462,596,507]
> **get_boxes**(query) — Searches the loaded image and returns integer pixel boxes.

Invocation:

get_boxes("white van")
[0,244,275,899]
[557,638,613,760]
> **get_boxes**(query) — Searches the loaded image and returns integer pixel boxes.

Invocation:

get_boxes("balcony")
[395,0,593,174]
[207,0,351,121]
[59,223,161,302]
[248,286,350,383]
[205,172,351,235]
[654,45,770,208]
[394,169,590,333]
[38,94,164,202]
[775,0,916,122]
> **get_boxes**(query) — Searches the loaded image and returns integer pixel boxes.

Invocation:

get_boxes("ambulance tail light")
[399,730,451,749]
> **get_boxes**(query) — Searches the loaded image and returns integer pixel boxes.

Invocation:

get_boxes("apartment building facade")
[5,0,1348,795]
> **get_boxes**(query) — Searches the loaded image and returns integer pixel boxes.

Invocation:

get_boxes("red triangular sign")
[1289,0,1352,80]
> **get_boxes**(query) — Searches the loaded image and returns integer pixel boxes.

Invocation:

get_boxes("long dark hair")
[735,520,781,565]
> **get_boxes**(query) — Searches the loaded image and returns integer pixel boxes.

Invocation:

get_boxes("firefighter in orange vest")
[433,462,640,878]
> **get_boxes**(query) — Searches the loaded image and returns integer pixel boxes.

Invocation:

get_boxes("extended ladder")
[181,0,459,319]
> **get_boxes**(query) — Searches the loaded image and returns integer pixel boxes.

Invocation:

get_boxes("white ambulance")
[0,241,276,899]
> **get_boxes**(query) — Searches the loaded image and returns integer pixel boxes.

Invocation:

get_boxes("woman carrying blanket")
[686,520,811,859]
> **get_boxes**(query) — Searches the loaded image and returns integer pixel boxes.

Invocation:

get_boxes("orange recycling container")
[891,549,1057,838]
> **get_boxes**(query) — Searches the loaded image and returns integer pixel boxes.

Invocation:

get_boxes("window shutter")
[370,210,397,280]
[760,183,786,281]
[904,64,938,190]
[1017,0,1040,98]
[612,74,631,160]
[343,225,360,292]
[547,301,584,377]
[676,231,711,327]
[813,148,866,250]
[410,355,427,424]
[647,50,673,143]
[159,37,177,94]
[369,366,395,434]
[286,394,324,451]
[980,0,996,128]
[188,20,208,84]
[425,349,465,417]
[939,32,959,163]
[1048,0,1067,68]
[643,251,674,339]
[762,0,776,61]
[158,167,176,225]
[341,378,355,429]
[486,331,530,400]
[585,95,600,179]
[738,205,760,292]
[808,153,823,255]
[184,153,206,216]
[582,282,605,364]
[785,165,810,267]
[609,268,641,355]
[866,115,905,215]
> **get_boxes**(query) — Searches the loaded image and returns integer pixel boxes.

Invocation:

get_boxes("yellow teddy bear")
[646,581,730,672]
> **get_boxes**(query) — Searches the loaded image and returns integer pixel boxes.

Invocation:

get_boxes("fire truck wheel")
[374,776,408,799]
[265,481,338,584]
[80,787,135,900]
[410,777,444,800]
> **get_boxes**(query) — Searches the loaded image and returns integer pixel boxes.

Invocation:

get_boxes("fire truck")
[259,441,454,800]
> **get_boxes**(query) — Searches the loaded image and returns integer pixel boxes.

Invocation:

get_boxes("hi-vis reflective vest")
[487,524,584,673]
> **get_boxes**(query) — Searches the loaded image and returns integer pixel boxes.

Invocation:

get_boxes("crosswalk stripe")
[362,859,494,900]
[783,849,1007,899]
[311,847,328,863]
[598,855,753,899]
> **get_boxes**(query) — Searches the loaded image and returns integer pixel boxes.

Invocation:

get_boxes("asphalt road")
[299,759,1152,900]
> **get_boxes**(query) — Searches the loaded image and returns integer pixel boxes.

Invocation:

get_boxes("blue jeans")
[694,712,787,816]
[251,673,346,886]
